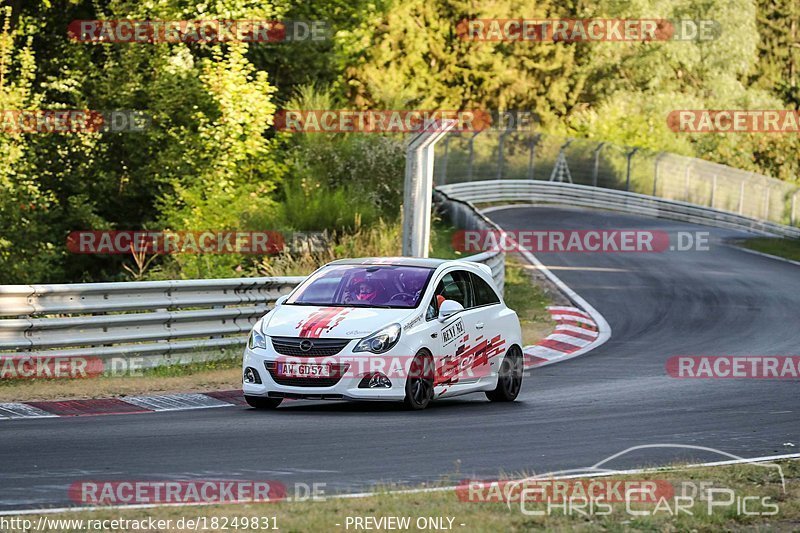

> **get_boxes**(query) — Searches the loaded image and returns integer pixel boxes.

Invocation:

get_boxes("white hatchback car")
[242,257,523,410]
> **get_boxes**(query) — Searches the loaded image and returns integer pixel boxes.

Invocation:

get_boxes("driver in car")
[346,276,380,303]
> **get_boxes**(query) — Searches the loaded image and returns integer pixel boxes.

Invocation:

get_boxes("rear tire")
[486,346,523,402]
[403,351,434,410]
[245,395,282,409]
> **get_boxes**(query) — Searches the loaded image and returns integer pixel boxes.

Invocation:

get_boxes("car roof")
[327,257,463,269]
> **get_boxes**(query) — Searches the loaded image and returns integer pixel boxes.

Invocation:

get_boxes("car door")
[428,269,483,394]
[466,271,506,379]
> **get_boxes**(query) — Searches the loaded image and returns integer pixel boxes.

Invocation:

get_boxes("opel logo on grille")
[299,339,314,352]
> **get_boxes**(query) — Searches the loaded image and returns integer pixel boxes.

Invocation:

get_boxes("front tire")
[404,351,434,410]
[245,395,282,409]
[486,346,523,402]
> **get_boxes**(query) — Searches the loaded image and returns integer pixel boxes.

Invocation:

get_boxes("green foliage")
[337,0,584,127]
[277,85,406,223]
[0,6,60,283]
[1,0,799,285]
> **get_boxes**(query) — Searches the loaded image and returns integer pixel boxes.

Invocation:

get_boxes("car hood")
[262,304,418,339]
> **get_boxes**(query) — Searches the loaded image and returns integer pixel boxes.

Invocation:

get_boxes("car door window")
[470,273,500,307]
[433,271,473,309]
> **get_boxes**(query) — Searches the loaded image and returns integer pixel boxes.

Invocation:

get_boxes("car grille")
[264,361,347,388]
[270,336,351,357]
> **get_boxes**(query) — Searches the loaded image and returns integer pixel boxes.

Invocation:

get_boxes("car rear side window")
[470,272,500,307]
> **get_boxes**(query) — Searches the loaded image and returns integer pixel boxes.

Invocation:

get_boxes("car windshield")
[286,265,434,309]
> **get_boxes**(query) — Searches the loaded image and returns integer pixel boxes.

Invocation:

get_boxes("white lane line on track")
[729,244,800,268]
[3,453,798,516]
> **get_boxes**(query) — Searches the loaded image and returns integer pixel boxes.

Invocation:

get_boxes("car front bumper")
[242,339,417,401]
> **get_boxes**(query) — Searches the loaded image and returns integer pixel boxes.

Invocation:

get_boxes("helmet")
[351,276,378,302]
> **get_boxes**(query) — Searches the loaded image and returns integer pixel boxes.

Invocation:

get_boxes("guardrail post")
[439,135,451,185]
[496,125,513,180]
[652,152,665,196]
[592,142,605,187]
[625,148,639,191]
[403,120,456,257]
[466,131,480,181]
[792,190,799,226]
[527,133,542,180]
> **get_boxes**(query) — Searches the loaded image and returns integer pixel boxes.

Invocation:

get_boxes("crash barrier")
[436,180,800,239]
[0,253,504,369]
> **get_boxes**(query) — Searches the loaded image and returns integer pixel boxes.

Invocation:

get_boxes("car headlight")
[354,323,401,354]
[248,329,267,350]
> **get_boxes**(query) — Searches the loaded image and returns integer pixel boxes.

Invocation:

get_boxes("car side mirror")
[438,300,464,322]
[275,295,289,306]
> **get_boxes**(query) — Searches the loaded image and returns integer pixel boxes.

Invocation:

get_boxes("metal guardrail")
[0,277,304,366]
[437,180,800,239]
[0,253,504,366]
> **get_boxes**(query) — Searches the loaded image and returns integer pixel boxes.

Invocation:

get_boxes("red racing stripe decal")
[297,308,350,338]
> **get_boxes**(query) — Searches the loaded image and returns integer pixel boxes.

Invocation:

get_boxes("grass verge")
[739,237,800,263]
[14,460,798,532]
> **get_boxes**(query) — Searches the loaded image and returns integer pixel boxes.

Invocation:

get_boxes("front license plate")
[277,363,331,378]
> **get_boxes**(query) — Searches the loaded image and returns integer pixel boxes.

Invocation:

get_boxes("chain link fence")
[435,130,800,228]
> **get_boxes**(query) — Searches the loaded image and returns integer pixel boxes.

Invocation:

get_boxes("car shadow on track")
[243,396,529,415]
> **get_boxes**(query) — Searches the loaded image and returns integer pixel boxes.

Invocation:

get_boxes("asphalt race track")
[1,206,798,512]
